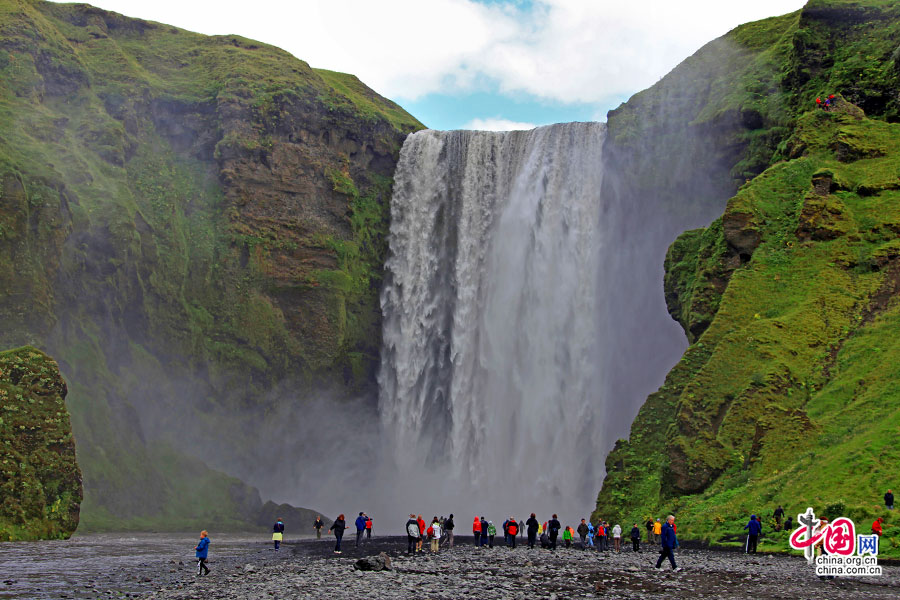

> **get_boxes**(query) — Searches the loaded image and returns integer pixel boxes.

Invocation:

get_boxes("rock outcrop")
[0,346,82,540]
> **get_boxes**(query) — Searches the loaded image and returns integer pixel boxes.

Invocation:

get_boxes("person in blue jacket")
[195,530,210,576]
[744,514,762,554]
[355,512,368,548]
[273,518,284,550]
[654,515,681,571]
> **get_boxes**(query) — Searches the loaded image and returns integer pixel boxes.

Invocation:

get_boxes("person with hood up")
[630,523,641,552]
[872,517,884,537]
[655,515,681,571]
[577,519,589,549]
[272,518,284,550]
[587,521,596,548]
[406,513,420,555]
[195,530,210,576]
[744,514,762,554]
[329,514,346,554]
[473,516,482,546]
[486,521,496,548]
[563,526,573,548]
[526,513,539,549]
[480,517,489,547]
[612,523,622,552]
[355,512,368,548]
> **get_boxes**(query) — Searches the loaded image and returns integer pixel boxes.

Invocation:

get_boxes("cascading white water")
[379,122,607,519]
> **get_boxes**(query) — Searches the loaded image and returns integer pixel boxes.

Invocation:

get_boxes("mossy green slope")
[596,0,900,557]
[0,346,82,541]
[0,0,422,529]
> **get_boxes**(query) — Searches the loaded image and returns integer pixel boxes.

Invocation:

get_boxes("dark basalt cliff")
[0,0,421,529]
[0,346,82,540]
[595,0,900,555]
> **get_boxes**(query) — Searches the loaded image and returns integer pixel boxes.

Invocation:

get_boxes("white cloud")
[49,0,808,104]
[461,117,538,131]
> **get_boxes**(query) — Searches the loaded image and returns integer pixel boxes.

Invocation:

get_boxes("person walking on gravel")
[313,515,324,539]
[406,514,420,555]
[473,516,482,546]
[195,531,210,576]
[329,514,346,554]
[548,514,561,550]
[655,515,681,571]
[744,514,762,554]
[272,518,284,550]
[630,523,641,552]
[355,512,368,548]
[612,523,622,552]
[526,513,540,549]
[577,519,589,550]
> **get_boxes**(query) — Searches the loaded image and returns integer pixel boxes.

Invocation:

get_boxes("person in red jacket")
[473,516,482,546]
[873,517,884,536]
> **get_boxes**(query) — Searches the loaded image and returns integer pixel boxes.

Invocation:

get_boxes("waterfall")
[378,122,608,518]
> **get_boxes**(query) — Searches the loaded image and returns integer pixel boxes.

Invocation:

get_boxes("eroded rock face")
[0,347,82,540]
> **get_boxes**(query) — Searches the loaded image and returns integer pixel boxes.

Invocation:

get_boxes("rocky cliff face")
[595,0,900,555]
[0,0,421,529]
[0,346,82,540]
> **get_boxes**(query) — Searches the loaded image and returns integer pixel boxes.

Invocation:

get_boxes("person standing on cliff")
[886,489,894,510]
[654,516,681,571]
[313,515,324,539]
[195,530,210,576]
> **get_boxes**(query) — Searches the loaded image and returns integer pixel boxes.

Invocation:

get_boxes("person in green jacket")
[563,526,573,548]
[487,522,497,548]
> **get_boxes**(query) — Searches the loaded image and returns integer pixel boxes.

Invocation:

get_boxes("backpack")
[407,522,420,538]
[426,526,434,537]
[508,522,518,536]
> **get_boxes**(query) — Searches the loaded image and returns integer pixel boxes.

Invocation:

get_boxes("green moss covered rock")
[0,346,82,541]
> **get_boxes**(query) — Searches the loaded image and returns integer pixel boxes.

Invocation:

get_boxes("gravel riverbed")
[140,536,899,600]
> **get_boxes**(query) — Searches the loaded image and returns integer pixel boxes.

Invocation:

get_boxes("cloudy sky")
[50,0,807,130]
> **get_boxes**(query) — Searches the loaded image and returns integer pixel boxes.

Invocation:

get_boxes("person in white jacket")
[429,517,443,553]
[612,524,622,553]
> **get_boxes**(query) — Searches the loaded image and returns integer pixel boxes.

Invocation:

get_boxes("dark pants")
[632,538,640,552]
[474,532,480,546]
[509,534,516,548]
[367,528,372,538]
[407,535,417,554]
[746,534,758,554]
[274,540,280,550]
[316,528,322,539]
[488,535,494,548]
[656,547,677,569]
[565,539,571,548]
[528,531,537,548]
[197,557,209,576]
[334,532,343,552]
[356,530,364,547]
[550,532,558,549]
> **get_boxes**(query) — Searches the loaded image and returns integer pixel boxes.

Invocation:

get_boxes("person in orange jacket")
[473,516,482,546]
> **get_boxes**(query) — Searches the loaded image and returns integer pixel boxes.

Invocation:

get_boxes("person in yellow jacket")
[653,519,662,544]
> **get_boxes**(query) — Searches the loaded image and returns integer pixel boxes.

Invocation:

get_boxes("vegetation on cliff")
[595,0,900,556]
[0,346,81,541]
[0,0,422,530]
